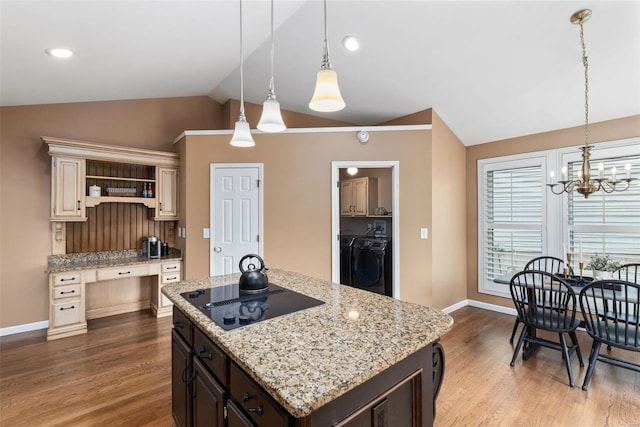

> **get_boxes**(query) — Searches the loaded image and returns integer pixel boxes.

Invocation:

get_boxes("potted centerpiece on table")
[587,254,621,280]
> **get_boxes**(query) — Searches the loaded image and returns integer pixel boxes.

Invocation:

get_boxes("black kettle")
[238,254,269,293]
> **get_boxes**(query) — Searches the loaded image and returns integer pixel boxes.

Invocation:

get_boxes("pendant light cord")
[268,0,275,97]
[579,18,589,149]
[321,0,331,70]
[239,0,246,117]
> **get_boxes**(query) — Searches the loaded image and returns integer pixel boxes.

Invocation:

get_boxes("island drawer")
[230,362,288,427]
[194,328,228,385]
[52,272,81,286]
[96,264,150,281]
[52,284,81,300]
[173,306,193,346]
[52,300,81,327]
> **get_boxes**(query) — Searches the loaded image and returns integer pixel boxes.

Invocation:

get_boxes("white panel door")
[210,165,262,276]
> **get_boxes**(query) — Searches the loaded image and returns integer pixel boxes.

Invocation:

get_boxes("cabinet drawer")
[173,306,193,346]
[194,328,228,385]
[162,272,181,284]
[53,284,81,300]
[230,362,288,427]
[52,300,82,327]
[52,272,81,286]
[162,262,181,273]
[96,264,150,281]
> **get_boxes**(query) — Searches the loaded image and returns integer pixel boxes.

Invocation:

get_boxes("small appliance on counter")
[143,236,161,259]
[161,242,169,257]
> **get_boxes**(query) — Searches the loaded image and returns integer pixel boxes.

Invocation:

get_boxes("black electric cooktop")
[181,283,324,330]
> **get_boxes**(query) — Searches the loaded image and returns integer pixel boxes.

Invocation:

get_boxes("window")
[478,137,640,298]
[478,156,546,296]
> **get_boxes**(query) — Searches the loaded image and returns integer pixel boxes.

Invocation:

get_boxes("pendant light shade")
[257,0,286,132]
[230,0,255,147]
[258,97,286,132]
[309,0,345,113]
[309,69,345,112]
[230,115,255,147]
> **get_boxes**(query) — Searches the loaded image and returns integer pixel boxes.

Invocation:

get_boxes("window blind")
[485,166,543,279]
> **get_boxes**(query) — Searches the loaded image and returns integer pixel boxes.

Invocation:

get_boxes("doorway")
[331,161,400,298]
[209,163,264,276]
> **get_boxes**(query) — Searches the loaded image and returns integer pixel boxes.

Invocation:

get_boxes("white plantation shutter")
[479,158,545,296]
[568,153,640,265]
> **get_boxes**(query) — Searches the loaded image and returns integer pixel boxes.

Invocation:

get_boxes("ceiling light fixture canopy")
[230,0,255,148]
[257,0,286,133]
[547,9,635,198]
[45,48,73,58]
[309,0,345,113]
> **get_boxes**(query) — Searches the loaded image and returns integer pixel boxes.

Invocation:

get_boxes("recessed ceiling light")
[45,48,74,58]
[342,35,360,52]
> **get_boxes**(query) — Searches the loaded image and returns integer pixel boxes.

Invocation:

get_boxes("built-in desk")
[46,250,182,340]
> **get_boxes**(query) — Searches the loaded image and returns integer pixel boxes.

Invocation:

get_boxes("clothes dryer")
[351,238,392,296]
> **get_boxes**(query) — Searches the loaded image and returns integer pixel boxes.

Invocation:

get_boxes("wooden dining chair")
[509,270,584,387]
[578,279,640,390]
[615,263,640,284]
[509,256,573,343]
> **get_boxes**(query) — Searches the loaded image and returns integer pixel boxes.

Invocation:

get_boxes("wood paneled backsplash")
[66,203,175,253]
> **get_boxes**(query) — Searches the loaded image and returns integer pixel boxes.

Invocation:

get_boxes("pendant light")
[309,0,345,112]
[257,0,286,132]
[230,0,255,147]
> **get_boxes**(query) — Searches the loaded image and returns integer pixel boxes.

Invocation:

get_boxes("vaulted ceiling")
[2,1,638,145]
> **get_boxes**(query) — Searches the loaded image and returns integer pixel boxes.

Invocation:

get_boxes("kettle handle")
[239,254,265,273]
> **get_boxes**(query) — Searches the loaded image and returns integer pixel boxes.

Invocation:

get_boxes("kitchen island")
[163,269,454,427]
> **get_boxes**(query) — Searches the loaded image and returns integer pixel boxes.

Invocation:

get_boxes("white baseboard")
[0,320,49,337]
[442,299,517,317]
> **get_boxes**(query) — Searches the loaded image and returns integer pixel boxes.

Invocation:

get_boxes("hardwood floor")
[436,307,640,427]
[1,307,638,426]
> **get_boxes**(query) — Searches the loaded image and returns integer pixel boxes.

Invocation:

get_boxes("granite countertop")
[162,268,454,418]
[46,249,182,273]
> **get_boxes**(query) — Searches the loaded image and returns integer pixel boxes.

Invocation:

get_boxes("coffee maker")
[143,236,161,259]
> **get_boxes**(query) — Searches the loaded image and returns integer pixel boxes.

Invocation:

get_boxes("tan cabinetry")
[48,271,86,339]
[340,177,378,216]
[155,167,179,220]
[51,156,86,221]
[151,261,182,317]
[43,136,179,221]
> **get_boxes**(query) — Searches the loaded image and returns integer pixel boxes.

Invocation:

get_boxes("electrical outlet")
[367,224,373,231]
[420,228,429,239]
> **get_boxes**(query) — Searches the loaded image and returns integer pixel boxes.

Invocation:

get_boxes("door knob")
[213,246,222,253]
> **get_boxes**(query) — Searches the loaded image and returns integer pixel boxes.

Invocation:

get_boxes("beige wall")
[0,96,221,329]
[177,129,438,307]
[466,115,640,309]
[431,111,467,309]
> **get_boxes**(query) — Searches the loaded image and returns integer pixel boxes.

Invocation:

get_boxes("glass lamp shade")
[309,69,345,112]
[257,98,286,132]
[230,118,255,147]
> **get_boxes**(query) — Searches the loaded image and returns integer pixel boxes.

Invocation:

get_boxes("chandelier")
[547,9,635,198]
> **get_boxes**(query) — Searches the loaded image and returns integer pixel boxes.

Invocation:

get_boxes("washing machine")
[339,236,356,286]
[351,238,392,296]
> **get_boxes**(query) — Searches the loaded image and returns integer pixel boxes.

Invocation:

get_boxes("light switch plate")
[203,228,210,238]
[420,228,428,239]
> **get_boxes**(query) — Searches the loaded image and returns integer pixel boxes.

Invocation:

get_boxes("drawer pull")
[199,348,213,360]
[247,406,264,416]
[243,392,251,402]
[166,266,177,270]
[60,277,76,282]
[174,321,184,329]
[60,290,76,295]
[60,305,75,311]
[166,276,177,281]
[118,271,131,275]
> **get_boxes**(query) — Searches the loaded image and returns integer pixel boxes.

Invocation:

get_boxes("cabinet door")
[227,400,255,427]
[156,167,178,219]
[192,357,226,427]
[172,330,192,427]
[352,178,369,216]
[52,156,86,220]
[340,180,354,216]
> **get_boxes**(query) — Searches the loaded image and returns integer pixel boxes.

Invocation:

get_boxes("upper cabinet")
[43,136,179,222]
[340,177,378,217]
